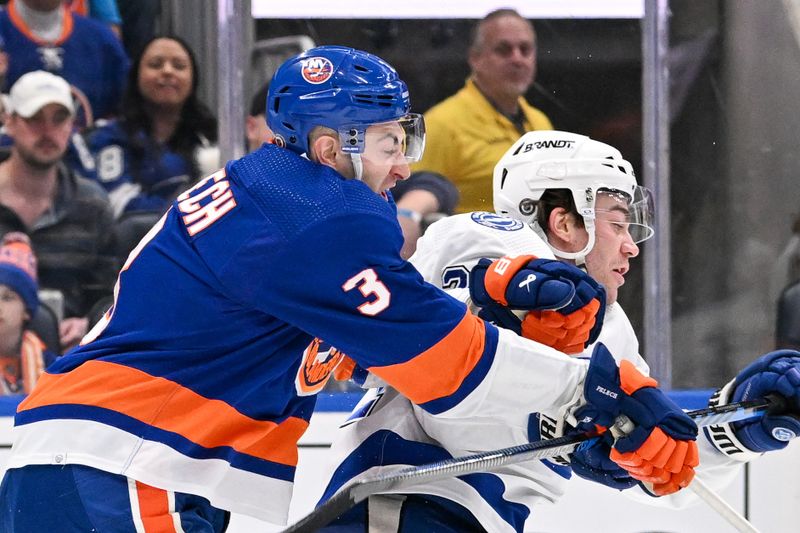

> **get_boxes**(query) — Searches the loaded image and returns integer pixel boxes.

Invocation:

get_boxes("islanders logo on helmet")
[300,56,334,84]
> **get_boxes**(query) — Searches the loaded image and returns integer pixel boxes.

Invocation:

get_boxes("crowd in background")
[0,2,795,396]
[0,0,221,392]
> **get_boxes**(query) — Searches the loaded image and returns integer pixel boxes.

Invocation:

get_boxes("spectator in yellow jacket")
[413,8,552,213]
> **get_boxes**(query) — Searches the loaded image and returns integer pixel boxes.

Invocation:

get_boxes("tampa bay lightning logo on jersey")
[341,387,385,427]
[301,57,334,84]
[470,212,524,231]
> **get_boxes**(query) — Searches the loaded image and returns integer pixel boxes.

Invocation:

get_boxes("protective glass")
[594,186,655,244]
[338,113,426,163]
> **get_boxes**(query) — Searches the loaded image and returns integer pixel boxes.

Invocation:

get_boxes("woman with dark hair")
[85,35,219,218]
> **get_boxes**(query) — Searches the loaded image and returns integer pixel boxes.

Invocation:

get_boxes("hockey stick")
[690,476,760,533]
[283,397,776,533]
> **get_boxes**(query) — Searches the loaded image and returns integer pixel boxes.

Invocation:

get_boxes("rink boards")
[1,393,797,533]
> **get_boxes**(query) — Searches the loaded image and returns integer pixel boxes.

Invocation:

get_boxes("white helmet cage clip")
[493,130,654,264]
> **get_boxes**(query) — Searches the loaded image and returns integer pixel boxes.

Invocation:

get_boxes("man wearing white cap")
[0,70,117,351]
[3,70,75,170]
[7,69,75,114]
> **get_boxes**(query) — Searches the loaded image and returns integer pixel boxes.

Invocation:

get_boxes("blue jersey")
[4,145,595,525]
[0,1,129,119]
[84,120,197,216]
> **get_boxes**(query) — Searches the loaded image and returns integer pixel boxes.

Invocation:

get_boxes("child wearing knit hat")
[0,233,57,395]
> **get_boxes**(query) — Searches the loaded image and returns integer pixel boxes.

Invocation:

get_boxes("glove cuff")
[483,255,537,306]
[703,380,763,462]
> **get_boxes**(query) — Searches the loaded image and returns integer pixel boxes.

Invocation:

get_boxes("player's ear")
[310,132,341,168]
[548,207,580,249]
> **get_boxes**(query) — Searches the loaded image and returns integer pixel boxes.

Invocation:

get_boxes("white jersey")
[317,213,743,532]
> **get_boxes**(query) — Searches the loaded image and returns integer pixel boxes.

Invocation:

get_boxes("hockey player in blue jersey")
[1,48,699,532]
[313,131,800,532]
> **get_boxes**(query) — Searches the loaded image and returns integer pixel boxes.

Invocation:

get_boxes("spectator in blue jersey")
[0,71,117,351]
[0,47,697,532]
[0,0,129,120]
[0,232,58,395]
[85,35,219,218]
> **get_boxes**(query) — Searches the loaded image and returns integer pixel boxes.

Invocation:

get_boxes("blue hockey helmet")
[267,45,424,162]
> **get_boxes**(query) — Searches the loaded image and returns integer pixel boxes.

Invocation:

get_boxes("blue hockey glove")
[573,344,699,495]
[571,435,638,491]
[470,255,606,354]
[705,350,800,457]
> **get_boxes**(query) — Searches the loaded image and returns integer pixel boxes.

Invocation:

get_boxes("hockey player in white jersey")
[311,131,800,532]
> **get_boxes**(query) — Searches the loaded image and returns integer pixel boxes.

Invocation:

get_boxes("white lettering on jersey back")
[177,169,237,236]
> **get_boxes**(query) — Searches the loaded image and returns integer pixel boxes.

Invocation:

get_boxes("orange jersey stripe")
[369,311,486,404]
[135,481,177,533]
[19,360,308,466]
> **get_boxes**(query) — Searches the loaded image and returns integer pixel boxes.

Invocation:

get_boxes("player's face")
[580,194,640,305]
[138,38,194,109]
[0,285,28,342]
[469,15,536,102]
[358,121,411,193]
[7,104,73,169]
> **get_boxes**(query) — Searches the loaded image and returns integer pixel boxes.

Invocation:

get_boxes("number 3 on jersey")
[343,268,391,316]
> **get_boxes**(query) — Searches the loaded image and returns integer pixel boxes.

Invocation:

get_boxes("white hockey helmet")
[493,130,654,263]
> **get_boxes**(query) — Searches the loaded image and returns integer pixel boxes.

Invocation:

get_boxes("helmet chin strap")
[350,153,364,181]
[530,220,596,267]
